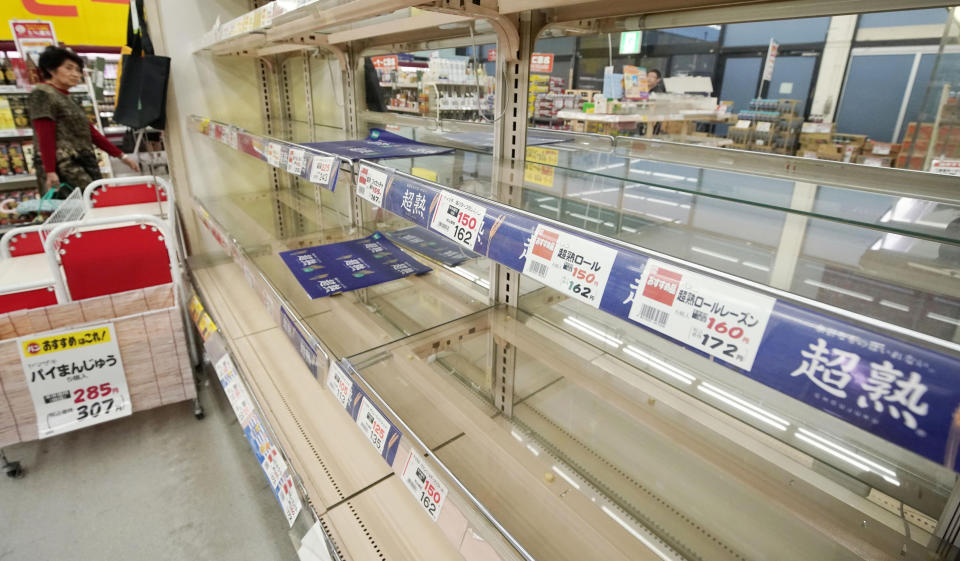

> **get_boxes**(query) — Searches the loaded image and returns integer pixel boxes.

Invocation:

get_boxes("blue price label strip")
[377,165,960,471]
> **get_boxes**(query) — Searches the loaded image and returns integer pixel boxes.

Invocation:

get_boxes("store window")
[526,7,960,173]
[363,45,495,123]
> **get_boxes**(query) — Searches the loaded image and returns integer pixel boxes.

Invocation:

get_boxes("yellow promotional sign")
[21,325,113,357]
[411,167,438,182]
[2,1,128,47]
[526,146,559,166]
[524,162,556,188]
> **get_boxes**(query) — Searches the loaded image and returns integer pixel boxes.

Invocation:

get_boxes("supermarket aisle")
[0,374,297,561]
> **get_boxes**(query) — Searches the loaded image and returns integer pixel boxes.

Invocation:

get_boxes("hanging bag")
[114,0,169,129]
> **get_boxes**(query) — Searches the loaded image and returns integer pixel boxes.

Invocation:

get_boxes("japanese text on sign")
[522,225,618,308]
[429,192,486,251]
[18,323,132,439]
[524,162,555,188]
[215,355,255,425]
[626,259,775,371]
[276,473,303,527]
[326,362,354,410]
[356,164,388,207]
[286,148,307,175]
[371,55,398,71]
[356,397,391,454]
[400,450,448,522]
[530,53,554,74]
[266,142,283,167]
[309,155,336,186]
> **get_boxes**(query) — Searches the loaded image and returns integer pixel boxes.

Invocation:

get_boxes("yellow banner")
[22,325,113,357]
[2,1,128,47]
[411,167,438,182]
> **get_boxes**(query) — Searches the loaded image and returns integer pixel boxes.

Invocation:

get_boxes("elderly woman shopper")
[27,46,139,195]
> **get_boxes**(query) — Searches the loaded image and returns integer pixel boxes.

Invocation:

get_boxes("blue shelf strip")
[365,159,960,471]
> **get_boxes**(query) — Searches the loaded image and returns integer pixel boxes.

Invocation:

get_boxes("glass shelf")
[346,305,945,561]
[196,183,492,360]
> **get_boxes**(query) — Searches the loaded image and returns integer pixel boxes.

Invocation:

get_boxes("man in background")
[648,69,667,93]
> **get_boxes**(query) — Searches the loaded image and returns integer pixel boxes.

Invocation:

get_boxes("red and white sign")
[10,20,58,84]
[356,163,388,207]
[761,39,779,82]
[429,191,487,251]
[487,49,497,62]
[326,362,353,410]
[628,259,776,371]
[530,53,554,74]
[356,397,390,454]
[522,225,618,309]
[371,55,398,71]
[931,159,960,176]
[276,473,303,527]
[400,450,448,522]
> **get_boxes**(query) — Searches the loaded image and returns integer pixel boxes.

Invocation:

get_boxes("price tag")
[756,121,772,132]
[309,155,336,186]
[429,191,486,250]
[228,126,239,150]
[215,355,255,424]
[326,362,353,410]
[400,450,448,522]
[244,414,287,488]
[356,397,391,454]
[931,159,960,176]
[522,225,618,308]
[18,323,132,439]
[266,142,282,167]
[627,259,775,371]
[356,164,388,207]
[873,143,891,156]
[286,148,306,175]
[735,119,751,129]
[260,4,274,27]
[276,473,303,527]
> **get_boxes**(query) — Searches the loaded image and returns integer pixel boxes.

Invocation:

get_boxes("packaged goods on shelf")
[8,96,28,128]
[0,144,11,175]
[855,155,894,167]
[0,97,14,129]
[7,143,26,175]
[21,142,35,174]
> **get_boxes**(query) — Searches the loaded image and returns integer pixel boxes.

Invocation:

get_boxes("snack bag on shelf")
[8,143,25,175]
[0,143,11,176]
[8,96,29,128]
[21,142,35,174]
[0,97,15,130]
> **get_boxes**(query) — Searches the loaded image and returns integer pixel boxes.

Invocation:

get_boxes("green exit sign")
[619,31,642,55]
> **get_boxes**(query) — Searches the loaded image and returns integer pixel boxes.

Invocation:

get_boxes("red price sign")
[487,49,497,62]
[400,451,448,521]
[326,363,354,410]
[356,397,390,454]
[371,55,398,71]
[429,191,486,251]
[530,53,554,74]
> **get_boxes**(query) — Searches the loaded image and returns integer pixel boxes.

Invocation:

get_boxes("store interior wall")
[145,0,268,255]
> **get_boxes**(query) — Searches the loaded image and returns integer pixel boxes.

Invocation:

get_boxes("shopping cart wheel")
[3,460,23,479]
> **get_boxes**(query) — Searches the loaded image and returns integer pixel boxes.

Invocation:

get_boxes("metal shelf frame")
[181,0,960,559]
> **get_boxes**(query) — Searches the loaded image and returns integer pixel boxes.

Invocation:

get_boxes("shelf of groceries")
[188,112,960,561]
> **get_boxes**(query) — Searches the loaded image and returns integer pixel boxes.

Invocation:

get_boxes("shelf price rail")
[185,283,331,557]
[352,158,960,475]
[189,114,960,479]
[190,201,533,561]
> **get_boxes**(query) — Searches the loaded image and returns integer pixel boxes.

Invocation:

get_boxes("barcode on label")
[639,304,669,327]
[528,260,549,278]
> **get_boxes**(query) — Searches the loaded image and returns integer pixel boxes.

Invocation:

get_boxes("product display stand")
[161,1,960,560]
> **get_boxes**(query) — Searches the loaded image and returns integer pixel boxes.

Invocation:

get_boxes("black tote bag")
[114,0,169,129]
